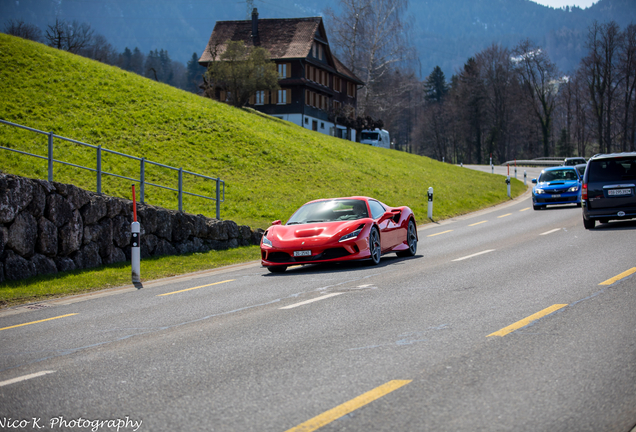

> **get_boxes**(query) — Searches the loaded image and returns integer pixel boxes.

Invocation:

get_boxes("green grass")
[0,246,261,307]
[0,34,526,305]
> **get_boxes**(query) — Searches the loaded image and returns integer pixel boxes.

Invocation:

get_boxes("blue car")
[532,166,582,210]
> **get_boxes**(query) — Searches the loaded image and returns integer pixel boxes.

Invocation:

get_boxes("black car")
[563,157,586,166]
[582,152,636,229]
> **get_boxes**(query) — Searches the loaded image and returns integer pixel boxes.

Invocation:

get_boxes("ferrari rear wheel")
[369,227,381,265]
[397,220,417,257]
[267,265,287,273]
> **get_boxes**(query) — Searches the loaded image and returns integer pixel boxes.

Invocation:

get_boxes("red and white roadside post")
[131,185,141,284]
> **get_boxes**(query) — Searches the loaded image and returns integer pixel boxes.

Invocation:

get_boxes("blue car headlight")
[339,227,363,242]
[568,185,579,192]
[534,188,545,194]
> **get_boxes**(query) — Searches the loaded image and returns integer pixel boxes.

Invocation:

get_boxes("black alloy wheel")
[397,220,417,257]
[369,227,381,265]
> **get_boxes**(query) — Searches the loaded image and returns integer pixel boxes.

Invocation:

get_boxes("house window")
[278,63,290,79]
[321,122,324,129]
[255,91,265,105]
[333,100,342,111]
[347,82,356,98]
[278,64,286,78]
[333,76,341,92]
[277,89,291,104]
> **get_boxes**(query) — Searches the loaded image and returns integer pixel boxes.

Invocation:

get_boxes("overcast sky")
[530,0,598,8]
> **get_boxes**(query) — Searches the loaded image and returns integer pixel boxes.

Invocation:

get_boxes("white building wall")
[271,114,356,142]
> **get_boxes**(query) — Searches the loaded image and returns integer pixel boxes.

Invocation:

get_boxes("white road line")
[0,371,55,387]
[452,250,495,262]
[540,228,561,236]
[280,293,344,310]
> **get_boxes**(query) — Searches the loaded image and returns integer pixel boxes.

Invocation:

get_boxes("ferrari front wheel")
[368,227,381,265]
[397,220,417,257]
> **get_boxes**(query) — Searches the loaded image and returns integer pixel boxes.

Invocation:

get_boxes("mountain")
[1,0,634,77]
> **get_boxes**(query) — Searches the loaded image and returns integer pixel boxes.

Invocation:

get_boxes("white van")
[360,129,391,149]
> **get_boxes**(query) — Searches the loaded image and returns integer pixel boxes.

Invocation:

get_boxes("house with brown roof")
[198,9,364,141]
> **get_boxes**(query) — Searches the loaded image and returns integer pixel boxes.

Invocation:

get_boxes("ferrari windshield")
[539,169,579,182]
[287,199,369,225]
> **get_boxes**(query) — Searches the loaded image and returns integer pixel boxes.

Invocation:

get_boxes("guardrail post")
[524,170,527,186]
[48,132,54,182]
[427,187,434,220]
[178,168,183,212]
[140,157,145,204]
[216,179,221,220]
[96,145,102,195]
[506,176,511,198]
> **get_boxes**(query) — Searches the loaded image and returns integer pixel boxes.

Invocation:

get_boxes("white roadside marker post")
[427,187,434,220]
[131,185,141,284]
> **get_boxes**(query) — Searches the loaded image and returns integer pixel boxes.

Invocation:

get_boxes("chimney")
[251,8,259,39]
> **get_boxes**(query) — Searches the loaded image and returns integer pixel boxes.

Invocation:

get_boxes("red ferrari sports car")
[260,196,418,273]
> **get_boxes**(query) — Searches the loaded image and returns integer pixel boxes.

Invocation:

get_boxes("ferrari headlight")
[262,233,273,247]
[534,188,545,194]
[568,185,579,192]
[339,227,363,242]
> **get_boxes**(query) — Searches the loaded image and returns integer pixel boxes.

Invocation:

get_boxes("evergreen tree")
[119,47,133,71]
[186,52,204,94]
[131,47,145,75]
[424,66,449,103]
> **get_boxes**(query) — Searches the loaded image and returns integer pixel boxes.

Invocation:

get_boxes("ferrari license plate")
[608,188,631,196]
[293,250,311,257]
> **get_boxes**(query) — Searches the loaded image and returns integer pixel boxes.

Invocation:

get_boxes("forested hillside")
[1,0,634,76]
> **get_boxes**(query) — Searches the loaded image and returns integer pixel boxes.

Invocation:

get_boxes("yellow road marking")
[487,304,567,337]
[157,279,235,296]
[0,313,78,332]
[520,207,531,212]
[428,230,453,237]
[469,220,487,226]
[497,213,512,218]
[285,380,412,432]
[599,268,636,286]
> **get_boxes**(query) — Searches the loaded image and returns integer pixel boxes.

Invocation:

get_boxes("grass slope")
[0,34,524,230]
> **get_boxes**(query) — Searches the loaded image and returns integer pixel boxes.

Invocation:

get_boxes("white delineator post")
[427,187,434,220]
[131,185,141,284]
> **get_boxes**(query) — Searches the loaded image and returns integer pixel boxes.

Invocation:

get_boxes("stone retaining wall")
[0,173,263,283]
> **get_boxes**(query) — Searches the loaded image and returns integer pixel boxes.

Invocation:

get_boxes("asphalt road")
[1,179,636,432]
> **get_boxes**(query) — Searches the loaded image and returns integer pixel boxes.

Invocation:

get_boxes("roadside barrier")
[0,119,225,219]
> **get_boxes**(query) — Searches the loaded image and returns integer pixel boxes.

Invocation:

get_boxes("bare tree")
[325,0,413,119]
[45,18,94,54]
[513,39,561,157]
[324,0,369,76]
[581,21,622,153]
[618,24,636,152]
[3,19,42,42]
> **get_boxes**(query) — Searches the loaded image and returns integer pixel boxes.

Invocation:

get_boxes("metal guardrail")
[501,159,563,167]
[0,119,225,219]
